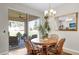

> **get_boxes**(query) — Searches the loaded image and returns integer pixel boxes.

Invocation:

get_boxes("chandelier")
[44,4,56,19]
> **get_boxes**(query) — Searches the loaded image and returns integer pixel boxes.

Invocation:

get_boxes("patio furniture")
[25,40,42,55]
[31,38,58,55]
[48,38,65,55]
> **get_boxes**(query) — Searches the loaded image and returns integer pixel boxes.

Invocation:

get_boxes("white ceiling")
[24,3,64,12]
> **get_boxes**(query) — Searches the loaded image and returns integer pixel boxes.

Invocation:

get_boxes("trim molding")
[0,51,8,55]
[64,48,79,55]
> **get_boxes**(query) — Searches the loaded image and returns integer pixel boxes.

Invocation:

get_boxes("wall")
[0,4,8,54]
[50,3,79,52]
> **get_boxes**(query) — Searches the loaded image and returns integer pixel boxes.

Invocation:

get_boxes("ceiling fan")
[17,14,26,20]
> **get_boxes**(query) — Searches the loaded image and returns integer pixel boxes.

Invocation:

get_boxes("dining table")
[31,38,58,55]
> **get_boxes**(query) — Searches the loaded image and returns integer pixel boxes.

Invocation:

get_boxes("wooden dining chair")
[25,40,41,55]
[48,38,66,55]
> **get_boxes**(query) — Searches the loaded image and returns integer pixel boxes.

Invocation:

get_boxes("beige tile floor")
[9,48,71,55]
[9,48,27,55]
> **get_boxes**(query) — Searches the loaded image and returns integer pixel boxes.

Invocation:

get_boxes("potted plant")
[39,19,50,39]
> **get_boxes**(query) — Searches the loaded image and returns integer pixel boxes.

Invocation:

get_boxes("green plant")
[16,32,22,38]
[39,19,50,38]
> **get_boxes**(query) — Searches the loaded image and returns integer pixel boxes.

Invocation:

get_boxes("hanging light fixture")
[44,3,56,19]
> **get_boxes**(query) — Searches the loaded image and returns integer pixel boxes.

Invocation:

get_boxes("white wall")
[50,3,79,52]
[0,4,8,54]
[0,3,42,54]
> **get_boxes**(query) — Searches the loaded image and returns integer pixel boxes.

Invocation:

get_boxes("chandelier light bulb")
[44,10,48,16]
[44,4,56,17]
[50,9,54,13]
[53,11,56,14]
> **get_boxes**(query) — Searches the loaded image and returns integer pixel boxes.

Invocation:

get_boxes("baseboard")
[64,48,79,55]
[0,51,8,55]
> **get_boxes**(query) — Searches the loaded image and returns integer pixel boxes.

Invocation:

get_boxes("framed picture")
[55,12,78,31]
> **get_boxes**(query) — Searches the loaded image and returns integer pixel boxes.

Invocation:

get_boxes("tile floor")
[9,48,27,55]
[9,47,71,55]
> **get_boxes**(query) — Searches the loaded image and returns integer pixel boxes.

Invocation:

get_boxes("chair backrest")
[25,40,34,54]
[31,34,37,39]
[56,38,65,54]
[50,34,59,40]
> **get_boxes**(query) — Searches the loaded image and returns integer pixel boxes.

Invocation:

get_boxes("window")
[28,19,40,39]
[9,20,24,36]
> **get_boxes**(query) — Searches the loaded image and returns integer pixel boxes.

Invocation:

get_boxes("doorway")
[9,20,25,50]
[8,9,27,51]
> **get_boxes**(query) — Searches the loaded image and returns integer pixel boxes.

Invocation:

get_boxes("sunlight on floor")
[9,48,27,55]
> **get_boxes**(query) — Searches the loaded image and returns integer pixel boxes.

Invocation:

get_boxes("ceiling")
[24,3,64,12]
[8,9,38,21]
[8,9,27,21]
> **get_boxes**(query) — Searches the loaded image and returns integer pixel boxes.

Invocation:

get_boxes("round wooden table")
[31,38,57,45]
[31,38,58,55]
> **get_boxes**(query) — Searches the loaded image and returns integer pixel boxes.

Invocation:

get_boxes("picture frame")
[55,12,78,31]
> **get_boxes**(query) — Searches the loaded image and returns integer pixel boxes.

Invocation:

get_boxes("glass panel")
[28,19,40,39]
[9,20,24,36]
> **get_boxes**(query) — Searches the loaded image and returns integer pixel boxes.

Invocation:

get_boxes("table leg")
[42,45,48,55]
